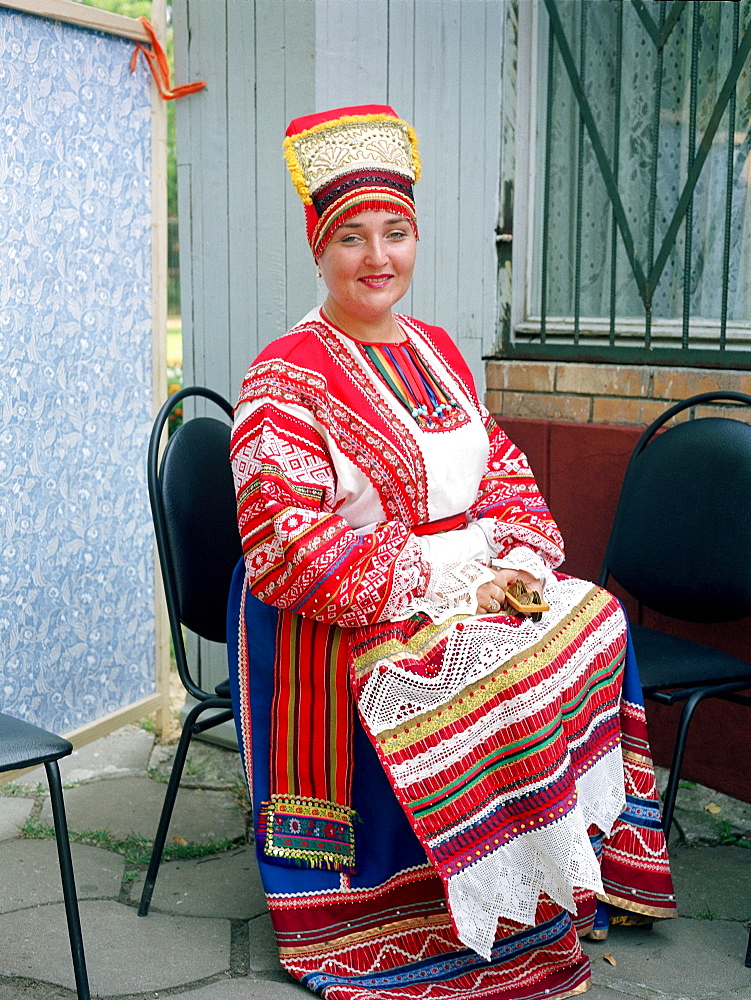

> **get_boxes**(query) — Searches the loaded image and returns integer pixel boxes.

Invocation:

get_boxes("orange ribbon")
[130,17,206,101]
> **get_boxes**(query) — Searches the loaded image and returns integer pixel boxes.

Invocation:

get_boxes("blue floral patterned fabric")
[0,10,155,731]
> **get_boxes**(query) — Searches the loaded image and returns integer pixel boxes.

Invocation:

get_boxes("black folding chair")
[0,712,90,999]
[138,386,242,916]
[599,391,751,842]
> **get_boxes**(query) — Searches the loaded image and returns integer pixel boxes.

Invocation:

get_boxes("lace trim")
[387,559,494,625]
[491,544,554,588]
[447,750,626,961]
[380,534,432,621]
[361,576,597,733]
[389,618,623,787]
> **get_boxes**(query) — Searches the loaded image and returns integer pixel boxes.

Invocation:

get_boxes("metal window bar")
[573,0,587,345]
[506,0,751,369]
[609,2,623,348]
[682,2,700,350]
[645,1,666,349]
[720,3,740,350]
[539,13,556,344]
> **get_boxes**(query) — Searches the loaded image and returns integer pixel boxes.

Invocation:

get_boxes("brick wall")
[486,360,751,425]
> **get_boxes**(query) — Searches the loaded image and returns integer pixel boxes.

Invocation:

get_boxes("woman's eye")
[387,230,407,240]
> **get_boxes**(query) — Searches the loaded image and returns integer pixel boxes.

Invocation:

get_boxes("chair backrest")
[148,387,242,697]
[601,391,751,623]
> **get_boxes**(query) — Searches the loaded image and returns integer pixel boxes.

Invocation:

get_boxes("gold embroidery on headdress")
[284,114,421,205]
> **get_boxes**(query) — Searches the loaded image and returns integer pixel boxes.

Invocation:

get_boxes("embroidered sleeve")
[467,406,565,570]
[231,399,431,627]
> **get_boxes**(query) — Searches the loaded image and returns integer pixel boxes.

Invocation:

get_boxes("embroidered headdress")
[284,104,421,260]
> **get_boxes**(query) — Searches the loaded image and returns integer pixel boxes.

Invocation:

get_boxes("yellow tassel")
[406,124,421,183]
[282,136,312,205]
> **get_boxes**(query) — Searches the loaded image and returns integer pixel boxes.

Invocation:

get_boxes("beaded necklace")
[359,340,461,428]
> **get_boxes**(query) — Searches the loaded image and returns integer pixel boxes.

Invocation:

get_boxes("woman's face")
[318,210,417,330]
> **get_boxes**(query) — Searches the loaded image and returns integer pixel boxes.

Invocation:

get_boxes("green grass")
[0,782,40,798]
[21,817,238,866]
[716,820,741,846]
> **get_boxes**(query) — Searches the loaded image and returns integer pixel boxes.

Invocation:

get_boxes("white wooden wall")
[175,0,506,404]
[173,0,507,702]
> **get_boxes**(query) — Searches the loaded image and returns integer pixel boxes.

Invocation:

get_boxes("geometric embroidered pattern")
[259,795,356,872]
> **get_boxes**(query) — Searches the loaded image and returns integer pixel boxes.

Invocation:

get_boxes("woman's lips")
[358,274,393,288]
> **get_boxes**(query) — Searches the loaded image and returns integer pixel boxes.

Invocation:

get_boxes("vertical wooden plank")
[283,0,317,329]
[483,0,504,363]
[173,0,193,392]
[315,0,389,109]
[190,1,230,401]
[255,2,299,347]
[457,2,488,381]
[409,1,439,327]
[150,0,171,733]
[496,0,516,365]
[411,1,461,337]
[227,1,258,400]
[387,0,416,318]
[458,0,504,393]
[173,0,231,706]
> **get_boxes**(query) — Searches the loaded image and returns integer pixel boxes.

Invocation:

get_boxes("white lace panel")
[361,576,597,734]
[447,750,625,961]
[388,559,494,625]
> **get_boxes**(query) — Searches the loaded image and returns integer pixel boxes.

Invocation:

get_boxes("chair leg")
[137,699,212,916]
[45,760,90,1000]
[745,925,751,968]
[660,688,710,839]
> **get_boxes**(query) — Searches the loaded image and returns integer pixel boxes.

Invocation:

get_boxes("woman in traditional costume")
[228,105,675,1000]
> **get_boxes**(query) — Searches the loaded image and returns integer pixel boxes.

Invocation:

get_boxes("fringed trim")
[405,122,422,181]
[283,136,313,204]
[258,794,357,873]
[283,113,420,205]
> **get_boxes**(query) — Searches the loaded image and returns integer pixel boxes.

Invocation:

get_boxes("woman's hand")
[475,568,543,615]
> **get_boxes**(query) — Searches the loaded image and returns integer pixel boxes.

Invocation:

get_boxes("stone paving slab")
[167,976,311,999]
[582,918,751,999]
[2,727,751,1000]
[0,840,123,913]
[0,797,34,841]
[655,767,751,847]
[11,726,156,787]
[0,900,230,995]
[248,912,286,975]
[39,775,245,844]
[148,740,246,790]
[128,846,267,920]
[670,844,751,922]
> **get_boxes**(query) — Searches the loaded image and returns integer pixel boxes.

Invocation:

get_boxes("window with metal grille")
[508,0,751,368]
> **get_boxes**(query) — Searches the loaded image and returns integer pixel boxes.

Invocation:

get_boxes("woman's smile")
[358,273,393,288]
[317,209,417,341]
